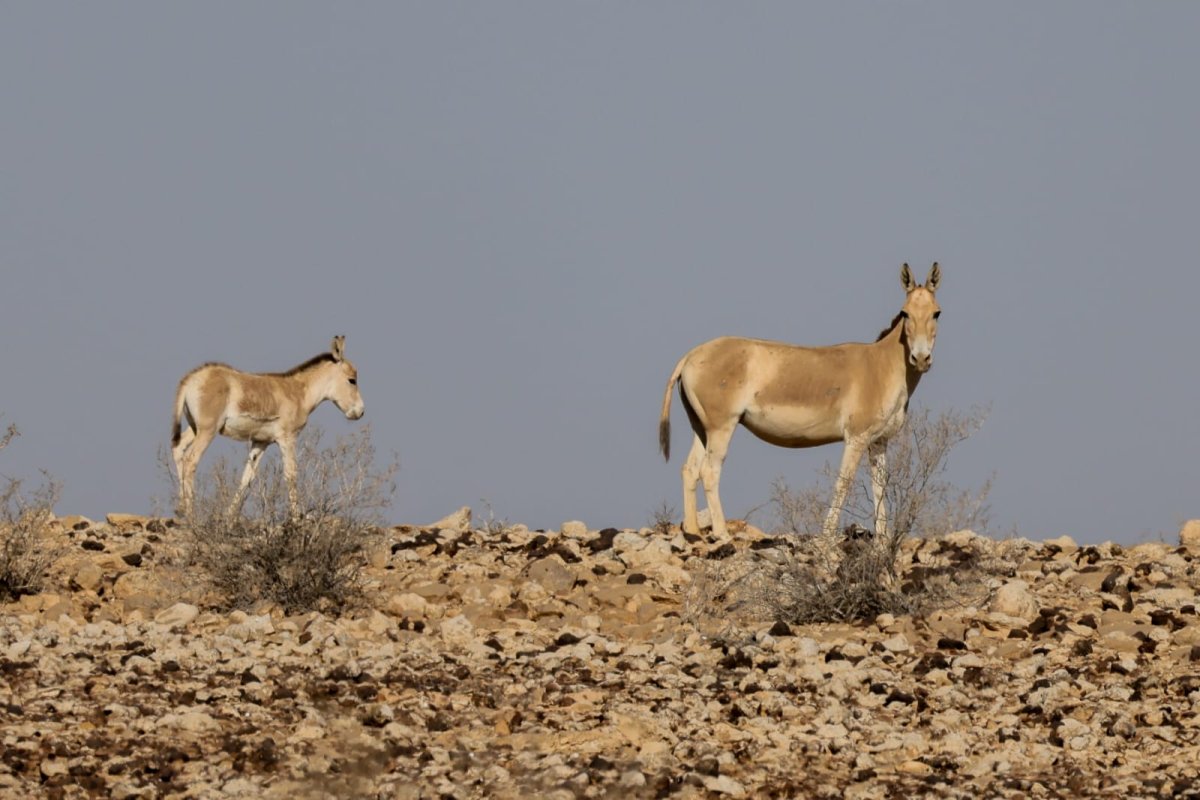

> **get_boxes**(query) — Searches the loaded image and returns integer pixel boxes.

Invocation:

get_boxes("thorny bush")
[0,422,62,601]
[181,425,396,614]
[690,406,997,629]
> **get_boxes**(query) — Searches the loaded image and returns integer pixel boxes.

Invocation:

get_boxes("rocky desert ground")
[2,510,1199,799]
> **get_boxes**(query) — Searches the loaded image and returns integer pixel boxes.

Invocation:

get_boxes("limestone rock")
[990,579,1039,621]
[106,513,150,529]
[430,506,472,533]
[11,511,1200,798]
[1180,519,1200,550]
[527,556,577,595]
[560,520,589,539]
[154,602,199,629]
[72,560,103,591]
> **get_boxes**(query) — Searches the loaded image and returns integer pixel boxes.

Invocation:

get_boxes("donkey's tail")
[659,354,688,462]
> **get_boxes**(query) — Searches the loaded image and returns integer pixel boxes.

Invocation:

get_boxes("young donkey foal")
[171,335,365,516]
[659,264,942,542]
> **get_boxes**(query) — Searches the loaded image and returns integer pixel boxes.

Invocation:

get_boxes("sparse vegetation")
[0,421,62,601]
[181,425,396,613]
[691,406,996,626]
[477,501,513,536]
[649,500,677,535]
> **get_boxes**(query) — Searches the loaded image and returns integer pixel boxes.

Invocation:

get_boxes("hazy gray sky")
[4,4,1199,543]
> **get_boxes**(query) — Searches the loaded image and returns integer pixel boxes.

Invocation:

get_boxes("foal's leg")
[681,435,705,535]
[178,427,218,517]
[823,437,867,539]
[699,424,737,540]
[229,441,269,514]
[172,425,196,514]
[868,440,888,539]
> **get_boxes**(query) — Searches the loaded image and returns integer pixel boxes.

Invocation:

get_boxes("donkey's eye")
[933,311,941,320]
[348,378,358,386]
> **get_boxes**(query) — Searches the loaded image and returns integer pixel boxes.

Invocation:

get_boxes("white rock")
[387,593,429,617]
[702,775,746,797]
[612,531,648,553]
[439,614,476,648]
[989,580,1038,621]
[430,506,472,533]
[163,711,219,733]
[154,603,199,629]
[1180,520,1200,550]
[560,520,589,539]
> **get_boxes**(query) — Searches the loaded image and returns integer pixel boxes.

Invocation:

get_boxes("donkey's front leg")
[821,437,867,556]
[277,436,299,518]
[868,440,889,540]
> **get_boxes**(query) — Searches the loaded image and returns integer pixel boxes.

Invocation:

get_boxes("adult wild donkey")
[171,335,365,516]
[660,264,941,541]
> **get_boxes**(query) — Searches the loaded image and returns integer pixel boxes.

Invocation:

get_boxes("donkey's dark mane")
[875,311,905,342]
[271,353,336,377]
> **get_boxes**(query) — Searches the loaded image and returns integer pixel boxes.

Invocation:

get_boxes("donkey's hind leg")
[699,423,737,540]
[681,434,705,535]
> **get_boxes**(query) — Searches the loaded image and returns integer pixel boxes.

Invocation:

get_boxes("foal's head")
[898,263,941,373]
[322,335,365,420]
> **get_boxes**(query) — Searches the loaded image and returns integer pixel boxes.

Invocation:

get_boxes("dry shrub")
[682,551,762,642]
[0,422,62,601]
[648,500,677,536]
[754,405,994,624]
[183,425,396,614]
[477,501,513,536]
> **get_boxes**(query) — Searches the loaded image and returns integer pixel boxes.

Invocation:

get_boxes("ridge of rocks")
[2,512,1199,798]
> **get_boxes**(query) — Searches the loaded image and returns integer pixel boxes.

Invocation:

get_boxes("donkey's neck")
[874,317,924,399]
[296,369,335,417]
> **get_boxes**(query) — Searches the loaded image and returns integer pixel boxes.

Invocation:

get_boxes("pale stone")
[106,513,150,528]
[386,593,429,617]
[72,561,103,591]
[527,556,577,595]
[163,711,219,733]
[1180,520,1200,550]
[702,775,746,797]
[942,529,982,548]
[619,539,675,570]
[896,760,933,776]
[430,506,472,533]
[1044,535,1078,552]
[612,531,648,553]
[989,580,1038,621]
[561,520,589,539]
[439,614,475,648]
[154,602,200,629]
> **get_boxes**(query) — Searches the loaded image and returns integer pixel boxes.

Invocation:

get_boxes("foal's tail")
[659,354,688,462]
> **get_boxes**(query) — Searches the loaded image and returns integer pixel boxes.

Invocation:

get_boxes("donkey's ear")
[900,263,916,292]
[331,335,346,362]
[926,262,941,293]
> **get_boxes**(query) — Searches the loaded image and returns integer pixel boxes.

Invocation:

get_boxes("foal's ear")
[331,335,346,363]
[926,262,941,293]
[900,263,916,293]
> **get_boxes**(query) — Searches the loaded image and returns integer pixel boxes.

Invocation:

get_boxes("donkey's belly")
[220,414,280,441]
[740,406,842,448]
